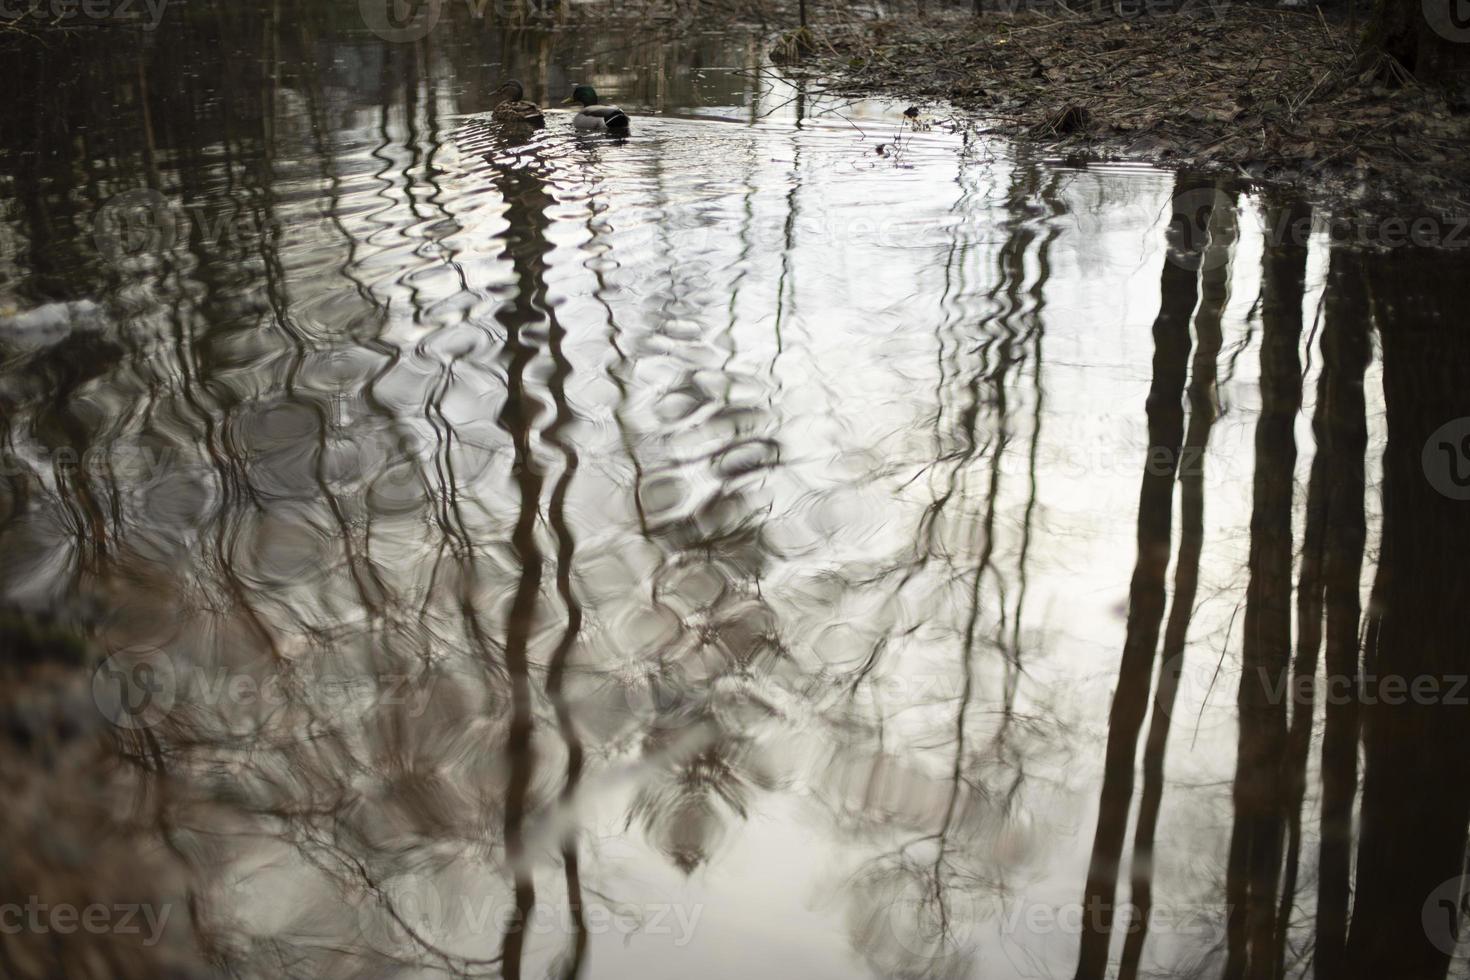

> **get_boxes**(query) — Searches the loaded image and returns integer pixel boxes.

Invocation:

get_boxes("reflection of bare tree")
[13,8,1470,980]
[489,160,555,980]
[1342,248,1470,980]
[613,393,787,871]
[2,16,572,977]
[1311,246,1370,980]
[834,164,1061,978]
[1222,198,1308,980]
[1074,175,1209,980]
[1271,243,1371,979]
[1119,187,1237,980]
[541,186,591,980]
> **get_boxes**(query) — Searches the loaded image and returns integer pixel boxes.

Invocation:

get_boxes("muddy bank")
[788,5,1470,209]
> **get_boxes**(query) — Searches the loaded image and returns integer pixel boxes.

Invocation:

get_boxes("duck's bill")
[560,96,576,105]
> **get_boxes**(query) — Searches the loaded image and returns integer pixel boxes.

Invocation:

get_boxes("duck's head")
[494,79,525,102]
[562,84,599,107]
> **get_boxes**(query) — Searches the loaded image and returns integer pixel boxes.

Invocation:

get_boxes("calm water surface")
[2,10,1469,980]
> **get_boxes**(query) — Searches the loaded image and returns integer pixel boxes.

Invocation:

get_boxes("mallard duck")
[491,79,544,127]
[562,85,629,132]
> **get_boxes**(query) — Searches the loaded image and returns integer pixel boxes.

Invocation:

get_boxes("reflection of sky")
[0,27,1391,980]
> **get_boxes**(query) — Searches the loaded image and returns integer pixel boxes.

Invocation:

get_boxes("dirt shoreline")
[783,5,1470,214]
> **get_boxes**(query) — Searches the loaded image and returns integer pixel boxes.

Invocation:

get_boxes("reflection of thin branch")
[836,168,1061,980]
[292,829,505,977]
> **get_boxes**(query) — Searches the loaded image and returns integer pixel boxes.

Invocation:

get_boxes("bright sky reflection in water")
[1,14,1467,980]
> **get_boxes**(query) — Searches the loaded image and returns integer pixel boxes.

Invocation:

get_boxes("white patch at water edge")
[0,300,110,352]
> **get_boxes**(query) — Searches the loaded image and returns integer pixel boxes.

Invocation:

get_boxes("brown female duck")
[491,79,544,127]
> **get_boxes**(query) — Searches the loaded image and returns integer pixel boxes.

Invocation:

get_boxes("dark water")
[2,6,1469,979]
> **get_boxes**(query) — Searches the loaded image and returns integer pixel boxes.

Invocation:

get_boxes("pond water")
[2,8,1469,980]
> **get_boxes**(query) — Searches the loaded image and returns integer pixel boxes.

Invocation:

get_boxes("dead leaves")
[808,7,1470,206]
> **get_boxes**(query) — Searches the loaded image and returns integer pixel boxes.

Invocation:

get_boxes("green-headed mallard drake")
[491,79,544,127]
[562,85,629,132]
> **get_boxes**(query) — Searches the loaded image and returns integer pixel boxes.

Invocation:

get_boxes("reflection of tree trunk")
[543,188,588,980]
[492,167,557,980]
[772,79,804,361]
[1224,198,1308,980]
[1073,176,1204,980]
[1271,296,1333,978]
[1119,190,1236,980]
[1345,249,1470,980]
[1311,247,1371,980]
